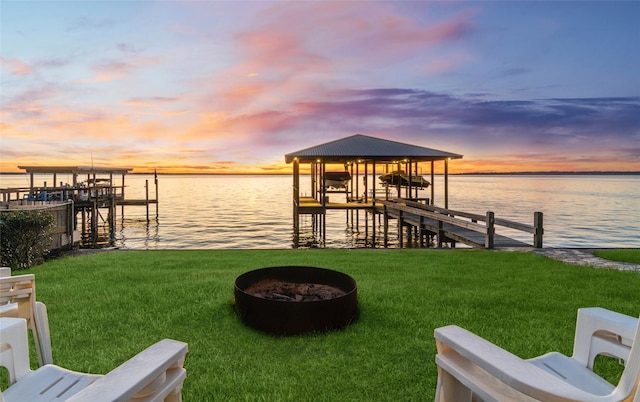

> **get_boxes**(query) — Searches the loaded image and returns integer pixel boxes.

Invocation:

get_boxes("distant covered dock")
[1,165,158,248]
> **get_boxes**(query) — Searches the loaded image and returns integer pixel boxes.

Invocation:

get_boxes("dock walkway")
[296,197,543,249]
[378,199,540,249]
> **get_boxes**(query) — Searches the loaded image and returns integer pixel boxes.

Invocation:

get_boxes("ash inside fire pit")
[235,266,358,335]
[245,280,346,302]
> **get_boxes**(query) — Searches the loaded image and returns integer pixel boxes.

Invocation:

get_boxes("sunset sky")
[2,1,639,174]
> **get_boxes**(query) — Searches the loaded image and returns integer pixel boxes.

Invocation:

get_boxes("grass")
[9,249,640,400]
[594,249,640,264]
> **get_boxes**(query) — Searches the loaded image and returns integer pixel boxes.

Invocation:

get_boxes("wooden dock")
[1,166,159,249]
[295,197,542,249]
[378,199,542,249]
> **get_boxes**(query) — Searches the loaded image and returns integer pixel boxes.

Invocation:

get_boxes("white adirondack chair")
[1,317,188,401]
[0,268,53,366]
[434,307,640,401]
[1,269,188,401]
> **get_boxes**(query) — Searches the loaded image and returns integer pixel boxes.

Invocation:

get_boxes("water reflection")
[1,174,638,249]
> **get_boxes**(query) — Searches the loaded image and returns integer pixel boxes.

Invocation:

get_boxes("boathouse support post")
[371,162,376,248]
[485,211,495,249]
[349,163,354,202]
[321,162,326,206]
[430,161,435,205]
[293,159,300,248]
[363,161,368,203]
[355,162,359,202]
[437,219,444,248]
[310,163,315,199]
[534,212,544,248]
[444,158,449,209]
[414,161,419,199]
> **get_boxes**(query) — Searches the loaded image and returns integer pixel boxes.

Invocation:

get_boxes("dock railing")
[378,199,543,249]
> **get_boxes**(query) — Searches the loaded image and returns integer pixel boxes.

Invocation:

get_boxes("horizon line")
[2,170,639,176]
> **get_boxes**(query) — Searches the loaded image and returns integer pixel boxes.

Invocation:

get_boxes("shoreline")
[56,247,640,272]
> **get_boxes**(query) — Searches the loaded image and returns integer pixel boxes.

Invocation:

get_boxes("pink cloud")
[91,60,135,82]
[89,55,161,82]
[123,96,180,108]
[1,57,33,75]
[237,2,475,70]
[206,2,477,118]
[424,53,474,75]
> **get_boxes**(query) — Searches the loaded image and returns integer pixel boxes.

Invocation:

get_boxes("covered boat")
[379,171,430,189]
[324,171,351,189]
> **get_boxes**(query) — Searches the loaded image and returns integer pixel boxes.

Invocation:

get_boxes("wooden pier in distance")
[0,166,159,249]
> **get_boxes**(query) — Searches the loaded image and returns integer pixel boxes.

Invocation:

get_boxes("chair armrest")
[33,301,53,365]
[66,339,188,402]
[435,325,618,402]
[573,307,638,368]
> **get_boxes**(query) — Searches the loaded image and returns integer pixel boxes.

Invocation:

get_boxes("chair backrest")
[615,314,640,402]
[0,270,53,366]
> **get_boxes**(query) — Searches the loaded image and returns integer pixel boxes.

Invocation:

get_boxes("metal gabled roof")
[284,134,463,163]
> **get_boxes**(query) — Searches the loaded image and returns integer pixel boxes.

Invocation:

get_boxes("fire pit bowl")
[234,266,358,335]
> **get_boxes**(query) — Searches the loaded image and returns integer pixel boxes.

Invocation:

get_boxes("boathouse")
[285,134,463,248]
[285,134,543,249]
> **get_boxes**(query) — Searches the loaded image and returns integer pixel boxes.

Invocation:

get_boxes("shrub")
[0,210,55,270]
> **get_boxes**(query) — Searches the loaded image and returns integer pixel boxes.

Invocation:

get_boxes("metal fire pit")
[234,266,358,336]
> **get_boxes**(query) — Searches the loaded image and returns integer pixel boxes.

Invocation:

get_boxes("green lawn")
[594,249,640,264]
[9,249,640,400]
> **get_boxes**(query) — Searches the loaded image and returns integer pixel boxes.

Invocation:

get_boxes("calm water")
[1,174,638,249]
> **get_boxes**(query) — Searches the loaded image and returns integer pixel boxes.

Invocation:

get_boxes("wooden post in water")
[121,174,125,216]
[485,211,495,249]
[383,204,389,248]
[534,212,544,248]
[155,170,159,219]
[81,208,86,246]
[145,179,149,222]
[398,210,404,249]
[437,219,444,248]
[91,199,98,247]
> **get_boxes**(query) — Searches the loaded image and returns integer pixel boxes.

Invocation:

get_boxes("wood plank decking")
[295,197,542,249]
[378,199,542,249]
